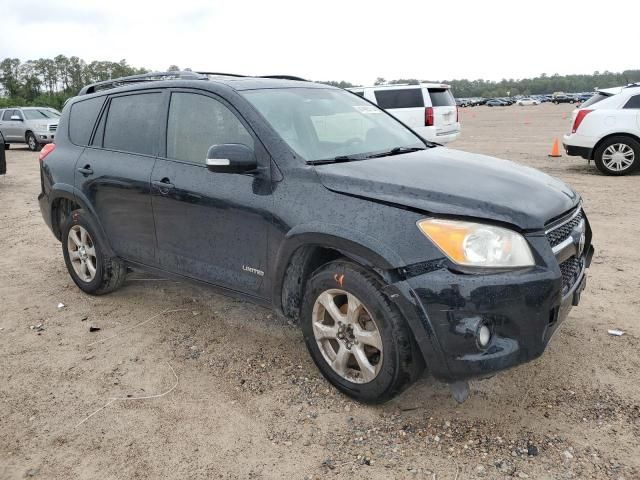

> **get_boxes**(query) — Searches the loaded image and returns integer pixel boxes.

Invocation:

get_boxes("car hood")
[314,147,579,230]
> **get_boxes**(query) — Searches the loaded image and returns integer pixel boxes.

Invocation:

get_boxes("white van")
[349,83,460,143]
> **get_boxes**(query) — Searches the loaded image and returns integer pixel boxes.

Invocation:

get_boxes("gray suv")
[0,107,60,151]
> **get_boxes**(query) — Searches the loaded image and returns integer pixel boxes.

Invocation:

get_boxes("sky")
[1,0,638,86]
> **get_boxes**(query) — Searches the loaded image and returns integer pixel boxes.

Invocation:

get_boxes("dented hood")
[314,147,579,230]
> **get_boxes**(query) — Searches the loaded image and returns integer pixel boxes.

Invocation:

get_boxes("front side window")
[242,88,424,162]
[103,92,164,155]
[166,92,253,165]
[624,95,640,109]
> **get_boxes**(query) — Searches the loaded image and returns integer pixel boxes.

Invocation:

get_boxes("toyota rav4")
[38,72,594,403]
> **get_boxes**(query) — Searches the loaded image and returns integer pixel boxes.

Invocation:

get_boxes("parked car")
[517,97,540,106]
[0,107,59,151]
[563,84,640,175]
[0,131,6,175]
[349,83,460,144]
[485,99,507,106]
[39,71,593,403]
[552,95,576,104]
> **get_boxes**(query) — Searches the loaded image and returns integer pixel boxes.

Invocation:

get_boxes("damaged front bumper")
[385,242,594,383]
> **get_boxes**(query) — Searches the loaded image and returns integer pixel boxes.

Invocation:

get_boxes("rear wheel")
[300,260,423,403]
[26,132,41,152]
[62,209,126,294]
[594,136,640,176]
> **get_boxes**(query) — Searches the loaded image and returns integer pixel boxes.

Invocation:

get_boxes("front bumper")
[387,241,594,383]
[34,130,55,144]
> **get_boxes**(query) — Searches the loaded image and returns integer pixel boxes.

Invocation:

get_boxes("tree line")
[322,70,640,98]
[0,56,148,110]
[2,55,640,111]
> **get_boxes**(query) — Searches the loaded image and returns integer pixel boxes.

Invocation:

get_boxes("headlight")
[417,219,534,268]
[35,124,48,130]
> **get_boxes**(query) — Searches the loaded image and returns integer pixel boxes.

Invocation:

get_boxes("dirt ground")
[1,103,638,480]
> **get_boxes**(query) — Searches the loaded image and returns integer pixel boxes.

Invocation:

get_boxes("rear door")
[151,89,271,296]
[372,88,424,129]
[426,87,458,135]
[75,91,166,264]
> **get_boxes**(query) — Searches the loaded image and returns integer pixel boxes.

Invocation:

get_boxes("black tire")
[594,136,640,176]
[26,132,41,152]
[300,260,424,403]
[61,209,126,295]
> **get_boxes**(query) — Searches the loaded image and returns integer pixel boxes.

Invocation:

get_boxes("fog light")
[477,324,491,348]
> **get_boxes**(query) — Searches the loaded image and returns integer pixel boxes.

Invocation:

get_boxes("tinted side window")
[351,90,365,97]
[428,88,455,107]
[103,93,164,155]
[166,92,253,165]
[69,97,105,146]
[624,95,640,109]
[1,110,12,121]
[374,89,424,109]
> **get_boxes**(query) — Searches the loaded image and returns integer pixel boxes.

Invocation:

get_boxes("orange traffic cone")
[548,138,561,157]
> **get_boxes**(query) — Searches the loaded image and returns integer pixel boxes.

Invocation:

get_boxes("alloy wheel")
[67,225,97,282]
[312,289,383,383]
[602,143,635,172]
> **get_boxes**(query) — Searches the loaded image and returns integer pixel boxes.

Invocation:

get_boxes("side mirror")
[205,143,257,174]
[10,115,22,121]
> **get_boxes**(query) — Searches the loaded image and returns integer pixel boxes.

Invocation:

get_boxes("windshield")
[23,109,59,120]
[242,88,426,162]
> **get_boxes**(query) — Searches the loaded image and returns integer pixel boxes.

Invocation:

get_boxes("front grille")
[546,209,584,248]
[559,255,583,295]
[49,124,58,132]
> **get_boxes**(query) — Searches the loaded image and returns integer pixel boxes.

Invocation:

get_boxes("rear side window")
[103,93,164,155]
[580,93,609,108]
[166,92,253,165]
[624,95,640,109]
[2,110,15,120]
[69,97,105,146]
[374,89,424,109]
[428,88,455,107]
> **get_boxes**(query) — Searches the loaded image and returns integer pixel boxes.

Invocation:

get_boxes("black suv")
[38,72,594,403]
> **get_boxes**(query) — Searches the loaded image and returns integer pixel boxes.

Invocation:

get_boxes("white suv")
[349,83,460,144]
[563,84,640,175]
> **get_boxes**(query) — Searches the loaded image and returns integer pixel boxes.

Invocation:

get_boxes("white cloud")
[0,0,637,85]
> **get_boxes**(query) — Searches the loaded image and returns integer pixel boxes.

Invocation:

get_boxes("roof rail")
[196,71,247,78]
[259,75,307,81]
[78,71,207,95]
[197,72,307,81]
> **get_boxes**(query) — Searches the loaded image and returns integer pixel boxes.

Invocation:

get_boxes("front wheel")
[301,261,424,403]
[26,132,41,152]
[62,209,127,294]
[594,136,640,176]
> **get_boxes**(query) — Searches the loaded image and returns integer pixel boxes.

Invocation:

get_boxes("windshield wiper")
[366,146,426,159]
[307,155,365,165]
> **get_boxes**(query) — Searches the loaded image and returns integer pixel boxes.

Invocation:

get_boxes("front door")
[1,109,23,141]
[151,90,271,297]
[75,91,166,264]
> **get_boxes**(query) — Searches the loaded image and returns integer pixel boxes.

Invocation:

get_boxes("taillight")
[572,109,592,133]
[425,107,434,127]
[39,143,56,162]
